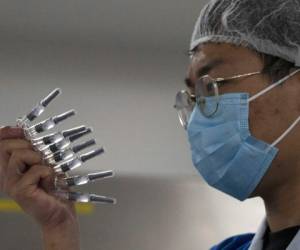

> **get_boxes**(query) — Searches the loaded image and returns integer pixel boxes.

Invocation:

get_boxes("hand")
[0,127,80,249]
[0,126,26,191]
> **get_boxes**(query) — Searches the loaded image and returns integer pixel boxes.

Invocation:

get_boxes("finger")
[18,164,52,190]
[11,165,52,203]
[0,139,32,155]
[40,167,56,192]
[0,127,24,140]
[0,139,33,169]
[6,149,43,188]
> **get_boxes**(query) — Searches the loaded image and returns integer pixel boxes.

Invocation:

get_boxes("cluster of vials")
[16,88,116,204]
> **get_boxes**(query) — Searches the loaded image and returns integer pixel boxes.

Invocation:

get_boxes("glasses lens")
[195,76,219,117]
[174,90,195,129]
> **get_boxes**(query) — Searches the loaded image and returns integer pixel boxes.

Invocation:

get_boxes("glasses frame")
[174,71,261,128]
[174,90,196,129]
[197,71,261,117]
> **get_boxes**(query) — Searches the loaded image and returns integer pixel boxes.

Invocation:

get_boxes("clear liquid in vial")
[74,193,90,202]
[73,176,89,186]
[40,119,56,131]
[68,159,83,171]
[30,105,45,118]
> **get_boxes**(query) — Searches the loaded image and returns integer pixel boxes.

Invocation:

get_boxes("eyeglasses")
[174,71,261,129]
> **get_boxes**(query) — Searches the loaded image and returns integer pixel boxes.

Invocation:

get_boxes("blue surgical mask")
[187,70,300,201]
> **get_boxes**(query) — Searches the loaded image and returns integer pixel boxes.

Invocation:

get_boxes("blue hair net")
[191,0,300,66]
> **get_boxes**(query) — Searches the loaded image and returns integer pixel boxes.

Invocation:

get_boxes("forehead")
[187,43,263,78]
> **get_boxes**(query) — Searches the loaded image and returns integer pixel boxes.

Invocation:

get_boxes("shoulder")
[210,233,255,250]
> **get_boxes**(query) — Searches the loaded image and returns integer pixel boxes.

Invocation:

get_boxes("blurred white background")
[0,0,265,249]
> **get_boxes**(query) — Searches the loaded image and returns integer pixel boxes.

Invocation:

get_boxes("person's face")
[185,43,300,198]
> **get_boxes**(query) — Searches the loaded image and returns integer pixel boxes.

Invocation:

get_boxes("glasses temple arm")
[216,71,261,82]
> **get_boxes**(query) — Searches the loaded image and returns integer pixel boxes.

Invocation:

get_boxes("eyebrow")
[185,59,224,88]
[196,59,224,78]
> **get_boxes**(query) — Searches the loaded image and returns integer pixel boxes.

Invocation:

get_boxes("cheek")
[248,92,295,147]
[248,98,280,144]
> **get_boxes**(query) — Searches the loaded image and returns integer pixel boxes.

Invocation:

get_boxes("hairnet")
[190,0,300,66]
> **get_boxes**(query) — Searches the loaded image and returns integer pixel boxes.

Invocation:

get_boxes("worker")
[1,0,300,249]
[174,0,300,248]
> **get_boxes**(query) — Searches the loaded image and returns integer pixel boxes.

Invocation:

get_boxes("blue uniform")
[210,219,300,250]
[211,234,255,250]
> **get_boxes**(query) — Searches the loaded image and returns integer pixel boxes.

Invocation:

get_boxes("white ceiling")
[0,0,207,50]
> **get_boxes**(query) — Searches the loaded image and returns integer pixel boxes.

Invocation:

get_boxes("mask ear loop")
[248,69,300,102]
[248,68,300,147]
[271,116,300,147]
